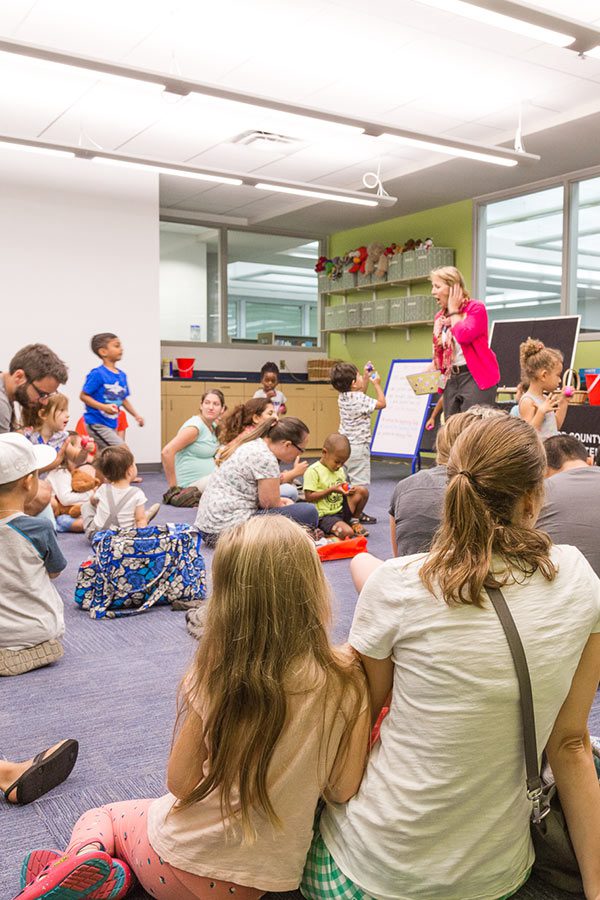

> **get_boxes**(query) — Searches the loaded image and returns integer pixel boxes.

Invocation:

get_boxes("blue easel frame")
[370,358,433,473]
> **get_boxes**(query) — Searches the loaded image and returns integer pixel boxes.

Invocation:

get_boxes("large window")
[159,224,320,346]
[227,232,318,344]
[478,169,600,334]
[572,175,600,333]
[480,186,563,323]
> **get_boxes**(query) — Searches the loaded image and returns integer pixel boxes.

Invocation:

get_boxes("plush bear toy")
[365,242,388,281]
[53,467,98,518]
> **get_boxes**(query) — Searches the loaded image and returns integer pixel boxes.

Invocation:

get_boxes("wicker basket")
[324,305,344,331]
[387,256,402,282]
[360,300,376,327]
[374,297,390,326]
[402,251,418,280]
[357,272,372,288]
[346,301,363,328]
[403,295,437,324]
[388,297,405,325]
[333,271,357,292]
[307,359,340,382]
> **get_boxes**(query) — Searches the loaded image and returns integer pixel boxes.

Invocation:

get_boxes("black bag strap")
[485,586,547,821]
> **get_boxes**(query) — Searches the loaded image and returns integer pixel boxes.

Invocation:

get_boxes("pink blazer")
[450,300,500,390]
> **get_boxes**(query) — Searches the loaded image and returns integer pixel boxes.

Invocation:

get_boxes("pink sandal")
[20,848,133,900]
[14,848,111,899]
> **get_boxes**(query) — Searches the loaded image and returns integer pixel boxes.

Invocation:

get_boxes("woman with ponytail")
[303,415,600,900]
[195,417,318,546]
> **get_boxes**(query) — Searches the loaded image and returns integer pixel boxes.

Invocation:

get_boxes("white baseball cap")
[0,432,57,485]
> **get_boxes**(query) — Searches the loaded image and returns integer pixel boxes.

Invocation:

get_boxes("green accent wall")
[327,199,473,383]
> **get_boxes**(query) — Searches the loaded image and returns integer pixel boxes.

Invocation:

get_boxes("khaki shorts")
[345,442,371,486]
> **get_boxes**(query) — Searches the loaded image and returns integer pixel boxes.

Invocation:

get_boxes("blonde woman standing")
[430,266,500,417]
[16,517,369,900]
[303,415,600,900]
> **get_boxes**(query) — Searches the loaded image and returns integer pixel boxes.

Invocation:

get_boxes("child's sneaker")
[21,848,133,899]
[14,848,111,899]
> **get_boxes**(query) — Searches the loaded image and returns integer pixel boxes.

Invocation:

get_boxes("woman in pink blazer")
[430,266,500,417]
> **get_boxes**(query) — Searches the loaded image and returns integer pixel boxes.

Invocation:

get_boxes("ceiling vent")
[233,130,299,149]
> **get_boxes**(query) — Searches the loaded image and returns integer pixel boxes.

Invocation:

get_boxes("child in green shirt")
[303,433,369,538]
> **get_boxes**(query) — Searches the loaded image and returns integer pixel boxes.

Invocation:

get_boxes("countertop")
[162,370,329,384]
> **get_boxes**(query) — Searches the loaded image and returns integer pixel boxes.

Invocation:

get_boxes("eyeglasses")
[26,380,57,401]
[290,441,306,454]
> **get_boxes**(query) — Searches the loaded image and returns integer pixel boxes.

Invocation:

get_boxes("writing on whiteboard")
[371,359,432,458]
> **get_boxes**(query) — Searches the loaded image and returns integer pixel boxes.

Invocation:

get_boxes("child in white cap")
[0,433,67,676]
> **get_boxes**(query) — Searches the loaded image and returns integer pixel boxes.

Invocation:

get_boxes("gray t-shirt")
[388,465,447,556]
[195,438,280,535]
[0,375,15,433]
[536,466,600,576]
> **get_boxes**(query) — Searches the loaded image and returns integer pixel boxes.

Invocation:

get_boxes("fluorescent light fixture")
[380,133,518,167]
[0,140,74,159]
[254,183,378,207]
[92,156,242,186]
[415,0,574,47]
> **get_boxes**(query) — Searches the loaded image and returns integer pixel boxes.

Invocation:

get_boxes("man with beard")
[0,344,68,514]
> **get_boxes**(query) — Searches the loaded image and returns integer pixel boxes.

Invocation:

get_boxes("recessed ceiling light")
[415,0,575,47]
[254,183,379,206]
[380,133,518,167]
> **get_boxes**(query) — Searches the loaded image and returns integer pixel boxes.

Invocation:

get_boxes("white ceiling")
[1,0,600,232]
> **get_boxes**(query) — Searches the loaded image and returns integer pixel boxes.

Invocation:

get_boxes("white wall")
[0,150,160,463]
[160,231,207,342]
[162,344,326,375]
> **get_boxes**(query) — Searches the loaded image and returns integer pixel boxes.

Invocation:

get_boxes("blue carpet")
[0,462,594,899]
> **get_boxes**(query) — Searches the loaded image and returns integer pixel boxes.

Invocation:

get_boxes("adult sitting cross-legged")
[537,433,600,576]
[0,344,68,516]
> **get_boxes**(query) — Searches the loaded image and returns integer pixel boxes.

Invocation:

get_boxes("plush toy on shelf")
[348,245,368,274]
[315,255,328,273]
[365,241,388,281]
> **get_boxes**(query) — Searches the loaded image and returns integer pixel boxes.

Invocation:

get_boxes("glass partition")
[159,223,220,343]
[227,232,319,345]
[572,175,600,333]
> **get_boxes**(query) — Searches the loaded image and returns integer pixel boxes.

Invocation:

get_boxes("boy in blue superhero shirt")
[80,333,144,450]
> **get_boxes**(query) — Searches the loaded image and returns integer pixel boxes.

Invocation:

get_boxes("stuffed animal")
[53,467,98,518]
[384,243,397,258]
[365,242,388,281]
[331,256,345,280]
[315,255,328,274]
[348,246,368,275]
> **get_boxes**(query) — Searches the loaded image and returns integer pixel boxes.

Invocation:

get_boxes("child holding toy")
[81,444,159,541]
[253,361,287,414]
[304,433,369,538]
[518,339,568,438]
[330,361,385,523]
[15,515,369,900]
[80,333,145,450]
[46,434,97,534]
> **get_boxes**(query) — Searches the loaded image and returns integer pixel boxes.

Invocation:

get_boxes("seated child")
[0,433,66,677]
[46,434,98,533]
[253,361,287,414]
[21,392,71,455]
[303,433,369,539]
[81,444,159,541]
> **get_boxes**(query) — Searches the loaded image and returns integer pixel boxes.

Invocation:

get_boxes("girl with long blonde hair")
[304,415,600,900]
[17,516,369,900]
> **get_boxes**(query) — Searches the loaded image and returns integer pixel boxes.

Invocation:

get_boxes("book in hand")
[406,371,443,395]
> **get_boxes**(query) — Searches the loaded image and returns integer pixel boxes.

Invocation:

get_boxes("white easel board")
[371,359,432,459]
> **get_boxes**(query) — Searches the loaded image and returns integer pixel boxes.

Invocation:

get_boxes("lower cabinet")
[161,381,341,451]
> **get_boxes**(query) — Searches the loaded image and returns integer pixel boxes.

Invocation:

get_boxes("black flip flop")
[4,739,79,805]
[360,513,377,524]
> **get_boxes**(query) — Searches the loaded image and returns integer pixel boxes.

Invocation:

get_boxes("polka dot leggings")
[66,799,264,900]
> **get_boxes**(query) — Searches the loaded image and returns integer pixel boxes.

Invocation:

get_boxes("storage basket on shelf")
[374,297,390,326]
[324,305,345,331]
[357,272,372,288]
[388,297,406,325]
[335,271,357,292]
[317,272,330,294]
[307,359,340,382]
[403,295,438,324]
[415,247,455,278]
[386,255,402,281]
[360,300,376,327]
[346,301,363,328]
[402,251,418,279]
